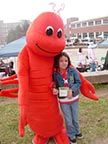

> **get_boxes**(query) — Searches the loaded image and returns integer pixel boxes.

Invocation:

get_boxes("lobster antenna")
[57,3,65,15]
[49,2,65,15]
[49,2,56,12]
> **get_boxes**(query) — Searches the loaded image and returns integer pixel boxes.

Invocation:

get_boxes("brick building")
[64,16,108,41]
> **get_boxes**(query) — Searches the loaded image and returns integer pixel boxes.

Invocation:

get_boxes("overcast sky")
[0,0,108,24]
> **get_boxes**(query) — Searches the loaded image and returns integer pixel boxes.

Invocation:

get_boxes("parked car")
[65,41,72,46]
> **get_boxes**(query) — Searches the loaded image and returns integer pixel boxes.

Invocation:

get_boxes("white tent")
[98,34,104,38]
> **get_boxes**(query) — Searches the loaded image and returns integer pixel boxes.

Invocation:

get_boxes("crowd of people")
[76,40,98,72]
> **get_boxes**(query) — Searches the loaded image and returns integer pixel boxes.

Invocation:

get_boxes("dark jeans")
[89,63,96,72]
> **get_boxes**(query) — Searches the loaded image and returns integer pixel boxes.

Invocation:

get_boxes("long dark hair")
[78,47,82,53]
[54,52,71,69]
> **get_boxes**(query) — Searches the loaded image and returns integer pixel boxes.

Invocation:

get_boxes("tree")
[6,20,30,43]
[21,20,30,36]
[6,29,16,43]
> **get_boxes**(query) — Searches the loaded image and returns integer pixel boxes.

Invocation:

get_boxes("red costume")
[0,12,98,144]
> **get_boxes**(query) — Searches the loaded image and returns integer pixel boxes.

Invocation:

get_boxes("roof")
[98,40,108,47]
[0,36,26,57]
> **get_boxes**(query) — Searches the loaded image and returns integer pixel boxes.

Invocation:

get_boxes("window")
[77,23,81,28]
[83,33,87,38]
[71,34,76,37]
[89,32,94,38]
[104,32,108,37]
[77,33,81,38]
[64,34,67,38]
[103,18,108,24]
[88,21,93,26]
[71,24,76,28]
[95,20,101,25]
[82,22,87,27]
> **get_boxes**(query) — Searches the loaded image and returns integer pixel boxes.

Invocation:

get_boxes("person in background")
[76,47,86,72]
[77,47,85,67]
[52,52,83,144]
[8,61,16,76]
[0,58,5,67]
[84,55,90,72]
[85,55,89,65]
[87,40,97,72]
[0,58,9,76]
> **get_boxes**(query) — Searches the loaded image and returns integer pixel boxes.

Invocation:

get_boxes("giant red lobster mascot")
[0,12,98,144]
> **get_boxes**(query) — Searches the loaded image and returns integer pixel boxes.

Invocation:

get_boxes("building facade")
[64,16,108,40]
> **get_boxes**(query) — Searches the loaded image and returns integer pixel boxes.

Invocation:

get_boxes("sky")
[0,0,108,24]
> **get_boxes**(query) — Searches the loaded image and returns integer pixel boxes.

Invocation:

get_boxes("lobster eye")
[46,26,54,36]
[57,28,62,38]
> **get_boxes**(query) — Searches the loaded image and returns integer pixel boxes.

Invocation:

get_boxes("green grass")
[94,83,108,89]
[0,84,108,144]
[78,96,108,144]
[0,100,55,144]
[0,102,33,144]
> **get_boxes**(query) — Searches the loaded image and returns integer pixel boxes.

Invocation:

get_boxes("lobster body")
[17,46,63,137]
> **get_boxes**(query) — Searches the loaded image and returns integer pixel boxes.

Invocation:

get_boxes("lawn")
[0,84,108,144]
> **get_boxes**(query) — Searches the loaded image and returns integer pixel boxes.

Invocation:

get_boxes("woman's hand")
[67,89,72,99]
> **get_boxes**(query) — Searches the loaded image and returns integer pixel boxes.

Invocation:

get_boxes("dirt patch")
[92,138,108,144]
[0,97,17,105]
[95,87,108,97]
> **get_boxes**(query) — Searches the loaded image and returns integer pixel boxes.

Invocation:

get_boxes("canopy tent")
[0,36,26,58]
[97,34,104,38]
[98,40,108,47]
